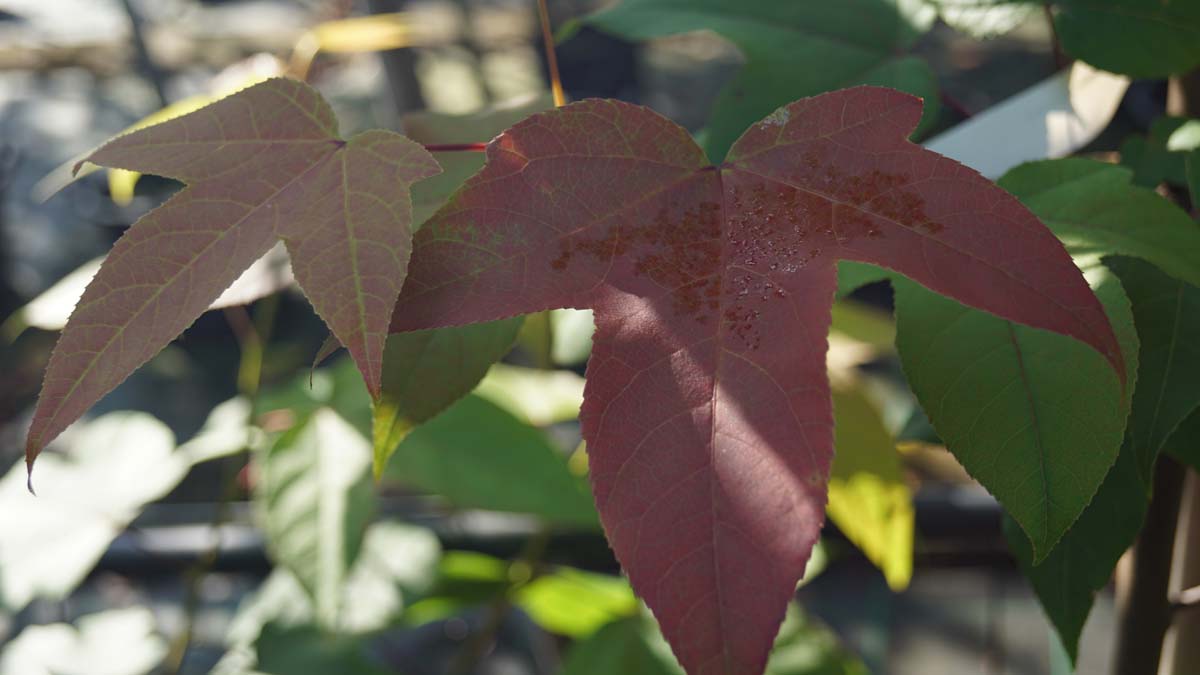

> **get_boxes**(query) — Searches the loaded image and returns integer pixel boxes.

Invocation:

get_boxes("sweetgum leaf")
[388,89,1122,674]
[26,78,439,470]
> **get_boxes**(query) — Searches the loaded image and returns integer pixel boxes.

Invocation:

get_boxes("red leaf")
[26,79,439,469]
[390,88,1121,674]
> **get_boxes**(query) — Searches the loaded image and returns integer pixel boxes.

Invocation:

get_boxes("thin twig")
[1043,3,1068,70]
[425,143,488,153]
[165,297,277,674]
[536,0,566,107]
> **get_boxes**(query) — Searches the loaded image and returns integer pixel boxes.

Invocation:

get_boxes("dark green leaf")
[1053,0,1200,78]
[561,616,683,675]
[1003,436,1147,663]
[1164,406,1200,472]
[1106,256,1200,485]
[254,624,389,675]
[1119,117,1193,188]
[583,0,939,161]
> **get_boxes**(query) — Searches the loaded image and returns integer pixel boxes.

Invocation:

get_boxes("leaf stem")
[536,0,566,107]
[424,143,488,153]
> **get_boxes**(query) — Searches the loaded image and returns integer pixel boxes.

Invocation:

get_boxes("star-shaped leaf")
[389,88,1122,674]
[25,78,440,470]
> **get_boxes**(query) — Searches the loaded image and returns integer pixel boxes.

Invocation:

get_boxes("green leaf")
[583,0,939,161]
[515,569,639,637]
[561,615,684,675]
[1168,120,1200,208]
[1106,256,1200,485]
[382,394,598,526]
[401,551,512,626]
[764,606,869,675]
[257,408,377,629]
[999,159,1200,288]
[372,319,522,477]
[214,521,438,672]
[894,261,1136,558]
[923,1,1200,76]
[894,158,1200,559]
[177,397,263,465]
[1164,406,1200,472]
[562,605,868,675]
[1007,256,1200,661]
[550,308,596,366]
[254,623,389,675]
[0,413,189,610]
[1052,0,1200,78]
[1119,117,1193,188]
[1003,435,1147,663]
[0,607,167,675]
[256,356,374,436]
[828,385,913,590]
[473,363,586,426]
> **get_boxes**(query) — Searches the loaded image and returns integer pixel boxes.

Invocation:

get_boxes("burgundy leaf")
[389,88,1121,674]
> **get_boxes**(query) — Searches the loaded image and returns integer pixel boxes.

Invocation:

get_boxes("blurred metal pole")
[367,0,426,126]
[1114,457,1184,675]
[1161,471,1200,674]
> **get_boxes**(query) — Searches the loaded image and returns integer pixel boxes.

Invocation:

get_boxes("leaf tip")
[24,455,37,496]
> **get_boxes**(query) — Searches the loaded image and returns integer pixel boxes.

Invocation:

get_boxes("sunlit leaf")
[828,385,913,591]
[388,91,1121,674]
[257,408,377,629]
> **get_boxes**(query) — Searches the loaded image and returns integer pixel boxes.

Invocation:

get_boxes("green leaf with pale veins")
[894,261,1136,559]
[582,0,939,161]
[896,158,1200,560]
[999,159,1200,289]
[1007,256,1200,662]
[26,78,440,472]
[257,408,377,629]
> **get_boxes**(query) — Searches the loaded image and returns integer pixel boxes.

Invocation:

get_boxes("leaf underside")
[388,89,1120,675]
[26,78,440,469]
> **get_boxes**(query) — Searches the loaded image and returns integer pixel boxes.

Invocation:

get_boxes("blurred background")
[0,1,1171,673]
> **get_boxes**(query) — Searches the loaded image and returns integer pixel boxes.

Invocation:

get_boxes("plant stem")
[1042,4,1068,70]
[1113,456,1185,675]
[164,297,277,674]
[536,0,566,107]
[425,143,488,153]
